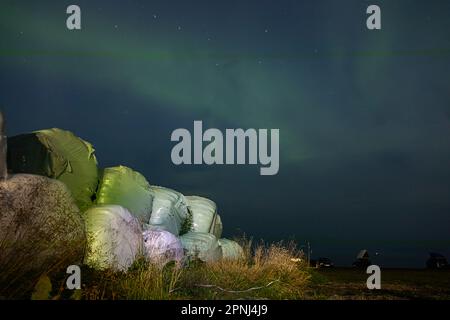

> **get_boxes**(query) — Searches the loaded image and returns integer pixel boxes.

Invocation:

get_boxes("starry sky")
[1,0,450,267]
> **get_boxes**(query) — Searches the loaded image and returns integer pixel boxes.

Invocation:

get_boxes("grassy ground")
[305,267,450,300]
[6,240,450,300]
[29,240,312,300]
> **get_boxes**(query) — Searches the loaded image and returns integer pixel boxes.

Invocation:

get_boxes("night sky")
[1,0,450,267]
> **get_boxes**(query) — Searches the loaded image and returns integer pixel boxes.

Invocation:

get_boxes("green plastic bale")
[95,166,153,223]
[219,239,244,260]
[7,128,98,212]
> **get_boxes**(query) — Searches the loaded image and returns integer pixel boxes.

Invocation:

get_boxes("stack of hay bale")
[2,127,244,280]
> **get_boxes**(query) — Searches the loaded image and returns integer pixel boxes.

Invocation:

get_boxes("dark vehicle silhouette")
[426,253,449,269]
[317,257,334,268]
[352,249,371,269]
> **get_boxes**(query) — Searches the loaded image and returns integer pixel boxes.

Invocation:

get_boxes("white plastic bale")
[186,196,217,234]
[84,205,143,271]
[142,229,184,264]
[219,239,244,260]
[148,186,189,235]
[180,232,223,262]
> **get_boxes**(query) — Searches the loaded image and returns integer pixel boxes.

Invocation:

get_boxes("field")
[4,238,450,300]
[56,265,450,300]
[306,267,450,300]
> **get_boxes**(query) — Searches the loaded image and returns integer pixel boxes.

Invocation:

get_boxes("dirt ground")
[305,267,450,300]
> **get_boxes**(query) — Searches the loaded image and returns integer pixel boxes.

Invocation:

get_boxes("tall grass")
[79,239,311,300]
[118,259,183,300]
[1,238,311,300]
[176,239,311,300]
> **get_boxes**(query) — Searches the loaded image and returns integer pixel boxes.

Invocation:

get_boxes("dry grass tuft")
[94,238,311,300]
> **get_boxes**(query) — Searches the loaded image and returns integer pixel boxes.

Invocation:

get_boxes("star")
[177,26,182,31]
[114,25,119,29]
[264,29,269,33]
[153,14,157,19]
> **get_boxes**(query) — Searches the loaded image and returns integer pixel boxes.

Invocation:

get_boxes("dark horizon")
[1,0,450,268]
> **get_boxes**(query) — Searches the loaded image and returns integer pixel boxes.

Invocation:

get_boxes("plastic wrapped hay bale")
[186,196,218,234]
[180,232,223,262]
[219,239,244,260]
[95,166,153,223]
[7,128,99,212]
[148,186,190,235]
[142,229,184,265]
[0,174,86,298]
[84,205,143,271]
